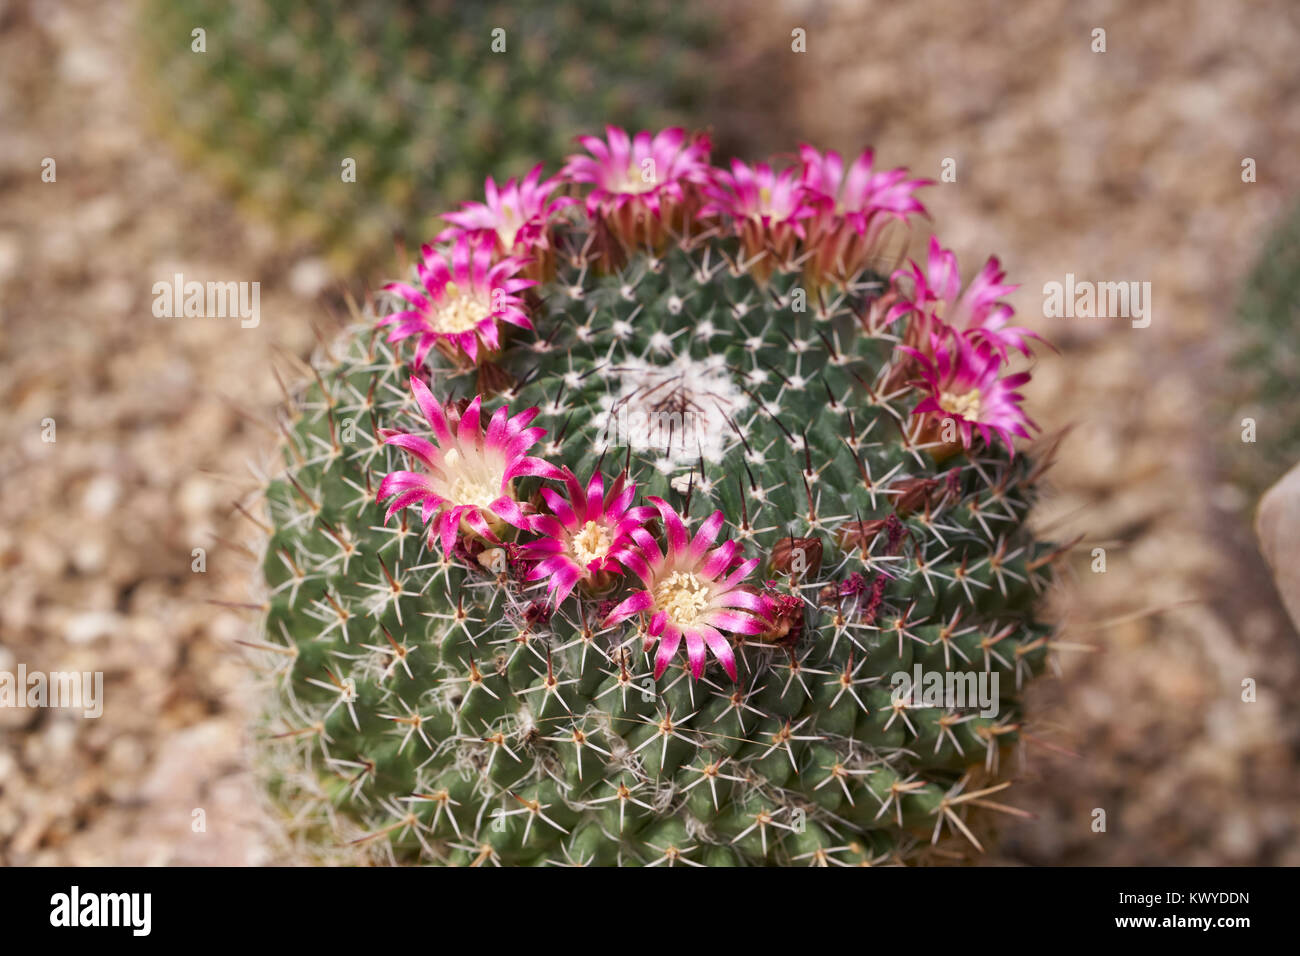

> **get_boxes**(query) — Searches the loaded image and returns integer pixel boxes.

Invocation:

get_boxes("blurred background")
[2,0,1299,865]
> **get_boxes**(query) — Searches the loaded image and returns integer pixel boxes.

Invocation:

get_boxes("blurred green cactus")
[137,0,717,273]
[1227,203,1300,499]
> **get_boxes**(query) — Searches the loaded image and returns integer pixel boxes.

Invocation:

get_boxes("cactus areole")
[256,127,1058,866]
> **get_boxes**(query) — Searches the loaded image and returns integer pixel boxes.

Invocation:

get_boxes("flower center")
[440,446,503,509]
[939,388,982,420]
[434,281,490,334]
[613,164,657,195]
[570,520,613,566]
[653,571,712,628]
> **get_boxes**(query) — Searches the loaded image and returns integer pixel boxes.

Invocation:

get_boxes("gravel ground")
[0,0,320,865]
[2,0,1298,865]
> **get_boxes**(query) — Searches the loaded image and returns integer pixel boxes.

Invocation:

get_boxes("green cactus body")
[253,136,1056,866]
[1229,203,1300,498]
[138,0,716,273]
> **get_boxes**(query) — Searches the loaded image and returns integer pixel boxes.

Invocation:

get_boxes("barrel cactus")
[138,0,717,273]
[250,127,1060,866]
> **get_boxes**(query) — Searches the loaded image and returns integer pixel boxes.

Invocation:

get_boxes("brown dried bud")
[769,536,822,578]
[836,519,887,553]
[890,477,941,517]
[911,413,965,463]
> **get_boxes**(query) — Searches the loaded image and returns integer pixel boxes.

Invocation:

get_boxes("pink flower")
[523,469,655,606]
[798,145,930,279]
[435,164,575,258]
[799,145,930,227]
[377,376,561,553]
[702,159,817,231]
[701,159,820,271]
[602,498,769,681]
[889,237,1041,357]
[378,233,535,366]
[900,332,1037,453]
[561,126,711,245]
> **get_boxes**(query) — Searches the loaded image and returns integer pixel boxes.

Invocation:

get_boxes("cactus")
[1227,203,1300,499]
[250,128,1060,866]
[138,0,717,274]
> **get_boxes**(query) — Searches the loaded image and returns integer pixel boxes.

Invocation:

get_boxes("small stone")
[63,611,120,645]
[81,474,120,516]
[288,257,332,297]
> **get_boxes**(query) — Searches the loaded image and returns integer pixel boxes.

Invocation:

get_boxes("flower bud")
[769,536,822,578]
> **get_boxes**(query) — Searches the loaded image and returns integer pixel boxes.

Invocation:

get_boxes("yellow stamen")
[434,281,490,334]
[615,164,656,195]
[653,571,712,627]
[440,447,503,509]
[571,521,613,565]
[939,388,982,420]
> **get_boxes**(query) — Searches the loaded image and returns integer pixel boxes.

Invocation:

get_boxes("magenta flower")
[701,159,820,270]
[889,237,1040,357]
[798,145,930,279]
[561,126,711,244]
[900,332,1037,453]
[378,233,535,366]
[523,469,655,606]
[702,159,818,231]
[377,376,561,552]
[602,498,769,681]
[435,164,575,258]
[799,144,930,227]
